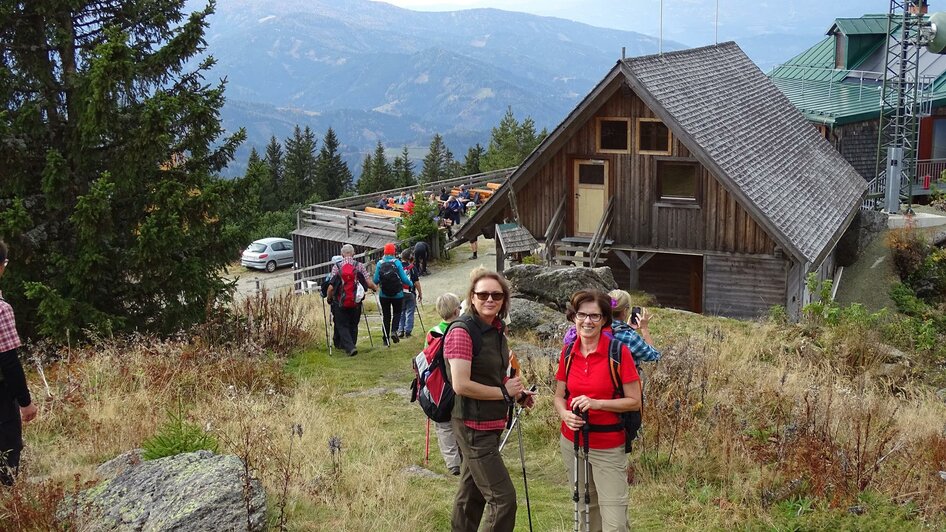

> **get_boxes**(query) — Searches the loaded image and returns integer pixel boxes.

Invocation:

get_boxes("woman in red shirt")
[554,289,641,532]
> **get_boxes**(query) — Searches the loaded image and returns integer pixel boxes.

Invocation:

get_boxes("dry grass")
[2,294,945,530]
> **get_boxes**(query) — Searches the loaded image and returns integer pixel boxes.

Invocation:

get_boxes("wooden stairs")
[549,236,613,268]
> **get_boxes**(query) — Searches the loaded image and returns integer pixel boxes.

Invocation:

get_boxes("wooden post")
[495,236,504,273]
[629,251,639,290]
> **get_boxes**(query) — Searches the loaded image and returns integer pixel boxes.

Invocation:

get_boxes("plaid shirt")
[444,321,508,431]
[611,320,660,366]
[0,297,21,353]
[330,257,370,279]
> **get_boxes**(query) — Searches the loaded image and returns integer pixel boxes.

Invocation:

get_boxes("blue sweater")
[374,255,413,298]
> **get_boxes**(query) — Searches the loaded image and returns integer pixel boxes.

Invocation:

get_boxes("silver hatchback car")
[241,237,294,272]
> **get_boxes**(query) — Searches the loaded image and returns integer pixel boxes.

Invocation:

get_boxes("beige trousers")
[559,435,630,532]
[434,420,461,470]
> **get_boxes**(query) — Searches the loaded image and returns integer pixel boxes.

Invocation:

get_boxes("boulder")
[508,297,567,331]
[66,450,266,531]
[504,265,617,309]
[510,341,562,361]
[95,448,144,481]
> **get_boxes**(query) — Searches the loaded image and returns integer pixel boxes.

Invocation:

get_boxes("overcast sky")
[375,0,946,47]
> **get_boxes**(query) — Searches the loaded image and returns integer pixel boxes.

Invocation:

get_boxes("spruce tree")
[370,142,395,192]
[262,136,284,211]
[481,106,547,171]
[283,125,319,205]
[463,144,485,176]
[0,0,246,339]
[392,146,416,187]
[357,153,375,195]
[317,128,353,200]
[421,134,448,183]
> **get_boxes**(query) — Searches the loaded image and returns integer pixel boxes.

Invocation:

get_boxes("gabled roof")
[459,42,866,267]
[829,15,889,36]
[770,13,946,125]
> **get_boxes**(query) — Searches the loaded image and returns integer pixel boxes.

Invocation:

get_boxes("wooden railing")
[587,196,615,265]
[292,235,424,293]
[313,168,516,211]
[298,205,400,239]
[543,195,567,265]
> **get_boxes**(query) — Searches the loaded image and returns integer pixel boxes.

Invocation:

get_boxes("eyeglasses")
[575,312,603,323]
[473,291,505,301]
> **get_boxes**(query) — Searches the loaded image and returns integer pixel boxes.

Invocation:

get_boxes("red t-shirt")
[556,334,640,450]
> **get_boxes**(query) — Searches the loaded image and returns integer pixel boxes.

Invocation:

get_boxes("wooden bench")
[365,206,402,218]
[470,188,493,199]
[486,182,502,190]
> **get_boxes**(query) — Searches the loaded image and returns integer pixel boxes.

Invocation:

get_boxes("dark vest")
[446,313,510,423]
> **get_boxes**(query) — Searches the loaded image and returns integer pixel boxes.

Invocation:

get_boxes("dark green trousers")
[450,419,517,532]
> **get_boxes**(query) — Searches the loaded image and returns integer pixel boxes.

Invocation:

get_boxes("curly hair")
[565,289,613,325]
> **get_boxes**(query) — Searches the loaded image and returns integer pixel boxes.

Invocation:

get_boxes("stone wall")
[835,208,888,267]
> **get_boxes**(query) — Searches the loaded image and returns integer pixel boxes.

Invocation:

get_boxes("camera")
[630,306,641,326]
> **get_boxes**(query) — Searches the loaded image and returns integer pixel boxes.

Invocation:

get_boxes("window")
[270,242,284,251]
[578,162,605,185]
[638,118,671,155]
[657,161,698,201]
[596,117,630,153]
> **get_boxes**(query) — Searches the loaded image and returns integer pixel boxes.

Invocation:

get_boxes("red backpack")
[332,262,363,309]
[410,316,482,422]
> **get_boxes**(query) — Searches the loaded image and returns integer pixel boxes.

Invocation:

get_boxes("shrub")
[887,219,929,281]
[142,404,219,460]
[396,194,437,242]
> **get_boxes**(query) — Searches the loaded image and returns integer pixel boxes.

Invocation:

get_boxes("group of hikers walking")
[320,238,659,531]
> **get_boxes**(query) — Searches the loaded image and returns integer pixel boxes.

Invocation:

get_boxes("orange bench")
[365,206,402,218]
[486,182,502,190]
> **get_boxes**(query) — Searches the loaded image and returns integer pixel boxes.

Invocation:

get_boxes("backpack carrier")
[410,317,482,422]
[331,262,364,309]
[377,260,402,296]
[563,339,643,453]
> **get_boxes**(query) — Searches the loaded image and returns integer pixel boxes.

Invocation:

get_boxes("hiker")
[404,194,415,214]
[326,245,378,356]
[469,237,478,261]
[0,240,38,486]
[376,196,389,210]
[321,255,345,350]
[608,289,660,367]
[458,185,471,214]
[439,186,450,202]
[397,191,409,205]
[426,293,464,475]
[446,195,462,226]
[413,240,430,276]
[554,289,641,532]
[373,243,412,346]
[396,249,423,339]
[445,268,533,532]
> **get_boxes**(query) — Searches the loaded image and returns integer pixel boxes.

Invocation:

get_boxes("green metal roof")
[770,36,846,83]
[829,15,890,36]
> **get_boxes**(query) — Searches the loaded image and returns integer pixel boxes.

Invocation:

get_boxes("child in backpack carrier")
[426,293,463,475]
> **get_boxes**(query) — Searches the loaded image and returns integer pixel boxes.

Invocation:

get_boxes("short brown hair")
[465,267,512,320]
[565,289,613,324]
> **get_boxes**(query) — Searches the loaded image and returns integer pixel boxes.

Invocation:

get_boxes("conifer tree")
[421,134,448,183]
[463,143,485,176]
[444,148,462,178]
[482,106,547,171]
[317,128,353,200]
[283,125,319,204]
[262,135,284,211]
[370,141,395,192]
[0,0,246,339]
[392,146,416,187]
[357,153,375,195]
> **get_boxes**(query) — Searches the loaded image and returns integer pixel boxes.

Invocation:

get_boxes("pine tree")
[0,0,246,339]
[357,153,375,195]
[463,143,485,176]
[392,146,416,187]
[421,134,448,183]
[262,135,284,211]
[370,141,395,192]
[481,106,547,171]
[317,128,353,200]
[283,125,319,205]
[444,148,461,178]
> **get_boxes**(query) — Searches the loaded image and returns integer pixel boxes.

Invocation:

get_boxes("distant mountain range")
[197,0,812,176]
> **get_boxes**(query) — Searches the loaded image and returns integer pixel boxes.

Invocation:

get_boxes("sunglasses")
[473,291,505,301]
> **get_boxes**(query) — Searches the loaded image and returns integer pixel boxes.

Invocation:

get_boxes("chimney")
[909,0,928,15]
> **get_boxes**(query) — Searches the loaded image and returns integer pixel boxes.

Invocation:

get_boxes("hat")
[383,243,396,255]
[331,255,343,264]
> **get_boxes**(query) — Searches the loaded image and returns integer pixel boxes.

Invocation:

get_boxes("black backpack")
[377,260,402,295]
[563,338,643,453]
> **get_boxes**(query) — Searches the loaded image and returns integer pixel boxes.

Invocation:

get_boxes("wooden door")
[573,159,609,236]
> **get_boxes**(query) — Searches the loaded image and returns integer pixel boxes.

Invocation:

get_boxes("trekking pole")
[572,410,581,532]
[362,303,374,348]
[498,403,521,452]
[425,418,431,465]
[582,410,591,532]
[320,293,332,356]
[515,403,534,532]
[415,297,426,332]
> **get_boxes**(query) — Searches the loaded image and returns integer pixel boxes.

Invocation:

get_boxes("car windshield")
[247,243,267,253]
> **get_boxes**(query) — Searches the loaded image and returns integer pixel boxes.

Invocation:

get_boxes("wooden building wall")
[703,254,788,319]
[515,83,777,256]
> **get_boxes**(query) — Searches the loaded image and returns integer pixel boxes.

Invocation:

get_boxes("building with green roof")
[769,11,946,189]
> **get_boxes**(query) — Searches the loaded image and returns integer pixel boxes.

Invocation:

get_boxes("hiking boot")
[449,466,460,476]
[392,334,399,344]
[396,330,404,338]
[404,332,412,338]
[347,349,358,357]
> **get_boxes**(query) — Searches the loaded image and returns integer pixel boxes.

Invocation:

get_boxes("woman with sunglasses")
[444,267,532,532]
[554,289,641,531]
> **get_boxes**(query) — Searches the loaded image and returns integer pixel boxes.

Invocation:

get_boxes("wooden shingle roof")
[623,42,865,265]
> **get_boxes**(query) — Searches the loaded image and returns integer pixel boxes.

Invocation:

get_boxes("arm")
[397,262,413,289]
[414,279,422,301]
[574,382,641,414]
[0,348,36,422]
[554,380,585,431]
[444,328,522,399]
[613,321,660,363]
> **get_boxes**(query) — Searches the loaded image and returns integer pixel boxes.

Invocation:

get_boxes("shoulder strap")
[607,338,623,398]
[446,314,483,357]
[562,341,575,399]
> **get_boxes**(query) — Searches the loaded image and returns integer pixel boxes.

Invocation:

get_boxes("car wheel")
[265,261,277,273]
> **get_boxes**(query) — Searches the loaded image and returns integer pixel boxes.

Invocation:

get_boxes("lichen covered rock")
[504,265,617,310]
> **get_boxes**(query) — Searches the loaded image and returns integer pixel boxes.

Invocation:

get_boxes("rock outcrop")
[504,265,617,310]
[66,450,266,531]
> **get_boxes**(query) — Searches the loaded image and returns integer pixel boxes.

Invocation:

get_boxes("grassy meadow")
[1,286,945,531]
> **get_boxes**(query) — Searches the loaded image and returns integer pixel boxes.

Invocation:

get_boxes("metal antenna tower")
[874,0,934,213]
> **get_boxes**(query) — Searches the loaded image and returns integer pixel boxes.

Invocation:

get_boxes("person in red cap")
[373,243,413,346]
